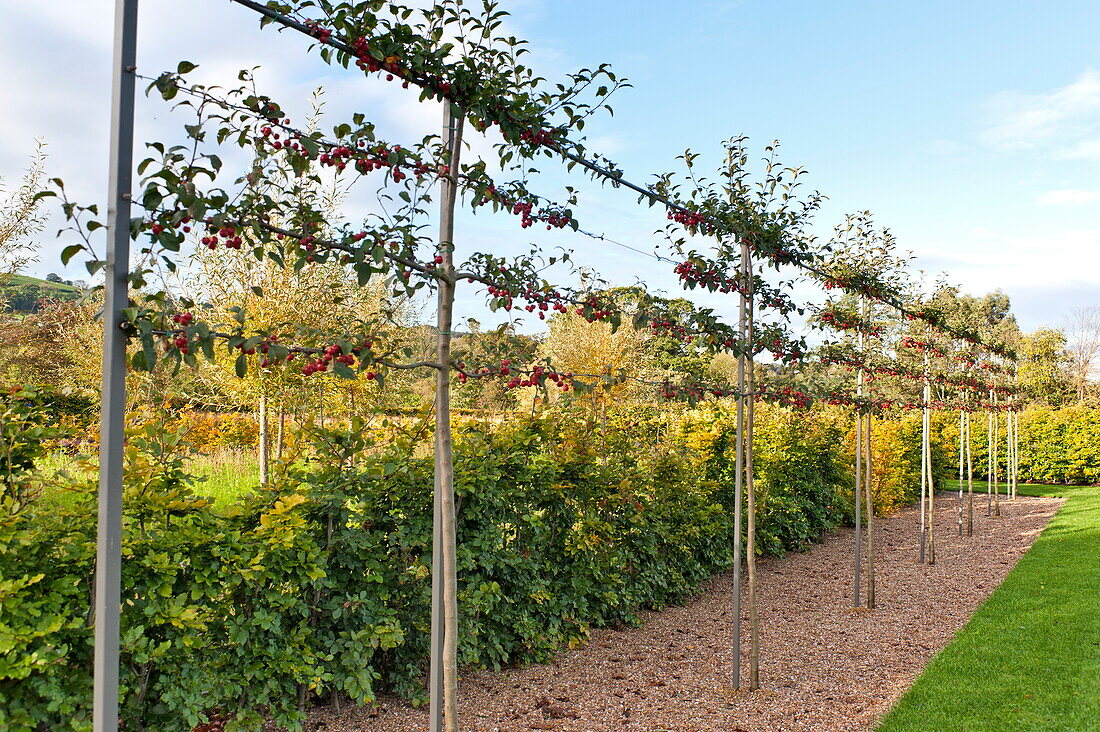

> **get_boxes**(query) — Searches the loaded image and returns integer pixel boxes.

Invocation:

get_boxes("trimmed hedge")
[1,402,891,730]
[933,405,1100,486]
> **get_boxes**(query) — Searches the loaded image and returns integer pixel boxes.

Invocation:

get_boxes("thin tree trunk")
[429,103,464,732]
[864,411,875,608]
[1008,409,1016,499]
[258,388,269,485]
[990,400,998,512]
[926,406,935,564]
[957,410,964,536]
[1012,410,1017,498]
[348,391,357,469]
[277,399,286,460]
[966,409,974,536]
[993,397,1001,517]
[854,313,864,608]
[732,240,747,690]
[854,409,862,607]
[745,247,759,691]
[921,376,935,565]
[919,378,927,563]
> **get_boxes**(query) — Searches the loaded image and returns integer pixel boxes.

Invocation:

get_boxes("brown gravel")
[307,493,1061,732]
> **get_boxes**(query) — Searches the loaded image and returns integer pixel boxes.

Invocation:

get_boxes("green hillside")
[0,273,83,311]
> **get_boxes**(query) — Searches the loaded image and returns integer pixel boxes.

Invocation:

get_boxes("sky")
[3,0,1099,334]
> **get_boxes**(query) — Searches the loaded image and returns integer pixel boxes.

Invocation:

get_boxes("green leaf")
[61,244,83,265]
[235,353,247,378]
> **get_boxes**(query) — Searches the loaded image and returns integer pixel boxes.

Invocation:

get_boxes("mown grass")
[878,481,1100,731]
[188,451,262,507]
[36,449,261,510]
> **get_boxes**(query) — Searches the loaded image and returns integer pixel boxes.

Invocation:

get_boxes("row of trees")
[6,1,1090,730]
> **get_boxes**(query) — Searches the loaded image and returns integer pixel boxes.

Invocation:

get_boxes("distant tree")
[1065,306,1100,402]
[45,273,63,283]
[1018,328,1073,405]
[0,141,49,278]
[451,319,538,411]
[4,284,43,312]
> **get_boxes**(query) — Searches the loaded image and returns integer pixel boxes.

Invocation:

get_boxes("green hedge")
[934,406,1100,486]
[1,401,852,730]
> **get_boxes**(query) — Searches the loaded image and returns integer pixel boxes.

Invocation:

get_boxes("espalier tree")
[44,1,1024,728]
[50,1,813,725]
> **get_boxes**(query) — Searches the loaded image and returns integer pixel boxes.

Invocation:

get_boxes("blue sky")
[3,0,1099,333]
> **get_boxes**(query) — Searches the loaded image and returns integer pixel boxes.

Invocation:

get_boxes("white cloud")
[981,69,1100,159]
[919,227,1100,294]
[1037,189,1100,206]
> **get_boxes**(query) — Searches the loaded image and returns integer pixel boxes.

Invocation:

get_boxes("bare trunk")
[853,320,864,608]
[864,412,875,608]
[921,352,935,564]
[277,400,286,461]
[993,396,1001,517]
[744,246,759,691]
[853,410,862,607]
[925,404,935,565]
[966,409,974,535]
[990,396,998,517]
[957,410,964,536]
[919,379,927,564]
[732,241,747,690]
[429,103,464,732]
[1007,410,1016,499]
[258,388,269,485]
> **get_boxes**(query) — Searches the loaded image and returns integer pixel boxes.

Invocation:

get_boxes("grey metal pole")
[732,240,747,690]
[94,1,139,730]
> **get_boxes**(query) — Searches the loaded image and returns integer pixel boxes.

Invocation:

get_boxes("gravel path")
[308,493,1062,732]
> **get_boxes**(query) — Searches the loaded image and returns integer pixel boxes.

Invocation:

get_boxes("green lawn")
[878,481,1100,731]
[37,449,261,510]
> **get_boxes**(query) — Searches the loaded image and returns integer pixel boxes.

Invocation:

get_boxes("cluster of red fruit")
[821,275,851,292]
[817,310,884,337]
[301,344,361,376]
[453,361,573,391]
[519,299,566,320]
[517,128,555,146]
[673,260,745,295]
[159,313,197,354]
[900,336,945,358]
[650,318,692,344]
[145,216,192,237]
[305,20,332,43]
[477,186,573,231]
[823,352,1011,395]
[483,279,612,323]
[350,37,405,80]
[817,392,859,408]
[201,226,243,250]
[661,384,727,400]
[666,208,708,231]
[504,365,571,390]
[761,386,812,409]
[762,336,804,363]
[255,120,299,151]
